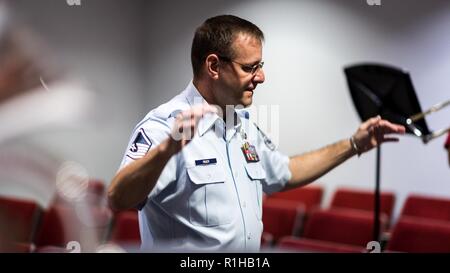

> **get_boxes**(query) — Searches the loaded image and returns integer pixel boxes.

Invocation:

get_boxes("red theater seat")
[330,187,395,224]
[275,209,386,252]
[386,217,450,253]
[109,210,140,245]
[0,196,42,250]
[302,209,385,246]
[400,194,450,222]
[262,199,305,242]
[34,205,112,249]
[267,186,323,210]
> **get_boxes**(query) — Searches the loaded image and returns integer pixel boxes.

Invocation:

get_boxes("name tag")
[195,158,217,166]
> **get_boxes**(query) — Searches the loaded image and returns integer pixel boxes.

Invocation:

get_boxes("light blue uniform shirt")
[119,82,292,252]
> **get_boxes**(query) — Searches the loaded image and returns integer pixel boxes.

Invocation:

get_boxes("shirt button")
[242,202,246,208]
[247,233,252,240]
[234,171,238,178]
[207,174,211,179]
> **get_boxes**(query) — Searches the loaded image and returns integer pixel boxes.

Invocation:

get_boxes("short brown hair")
[191,15,264,77]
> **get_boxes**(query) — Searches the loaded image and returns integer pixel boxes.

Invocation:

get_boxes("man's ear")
[205,54,220,80]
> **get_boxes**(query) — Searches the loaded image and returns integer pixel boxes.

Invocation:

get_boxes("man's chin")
[240,99,252,108]
[241,91,253,107]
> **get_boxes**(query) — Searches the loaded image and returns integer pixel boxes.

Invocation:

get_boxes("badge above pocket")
[187,162,225,185]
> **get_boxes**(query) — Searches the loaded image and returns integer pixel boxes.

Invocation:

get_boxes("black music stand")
[344,63,430,242]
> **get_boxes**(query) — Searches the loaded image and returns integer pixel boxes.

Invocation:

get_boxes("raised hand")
[351,116,406,155]
[169,104,218,154]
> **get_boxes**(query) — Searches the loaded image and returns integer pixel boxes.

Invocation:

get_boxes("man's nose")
[253,68,265,83]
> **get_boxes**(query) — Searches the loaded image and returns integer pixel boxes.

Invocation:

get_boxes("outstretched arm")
[284,116,405,190]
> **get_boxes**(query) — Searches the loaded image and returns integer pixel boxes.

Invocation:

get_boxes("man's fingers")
[202,104,219,116]
[362,117,406,135]
[353,116,406,154]
[177,105,215,123]
[172,104,218,143]
[360,115,381,131]
[378,120,406,134]
[190,104,217,130]
[192,104,218,118]
[185,104,218,121]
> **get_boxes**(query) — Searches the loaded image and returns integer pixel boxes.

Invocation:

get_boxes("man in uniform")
[108,15,405,251]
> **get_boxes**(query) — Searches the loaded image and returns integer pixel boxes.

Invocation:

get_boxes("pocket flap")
[244,162,266,180]
[187,164,226,185]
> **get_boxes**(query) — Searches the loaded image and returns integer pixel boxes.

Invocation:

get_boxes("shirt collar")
[184,81,242,138]
[185,81,219,137]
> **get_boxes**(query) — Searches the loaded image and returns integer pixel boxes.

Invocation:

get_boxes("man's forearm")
[285,138,357,190]
[107,138,176,211]
[107,104,217,211]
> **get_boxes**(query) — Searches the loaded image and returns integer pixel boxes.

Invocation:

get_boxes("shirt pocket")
[187,164,232,227]
[244,162,266,220]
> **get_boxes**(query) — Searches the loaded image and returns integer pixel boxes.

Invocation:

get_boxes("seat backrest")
[262,199,305,241]
[267,186,323,210]
[109,210,140,244]
[387,217,450,253]
[34,205,112,248]
[302,209,386,247]
[0,196,42,243]
[400,194,450,222]
[330,187,395,222]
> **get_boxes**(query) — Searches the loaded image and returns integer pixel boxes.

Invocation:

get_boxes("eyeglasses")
[218,55,264,75]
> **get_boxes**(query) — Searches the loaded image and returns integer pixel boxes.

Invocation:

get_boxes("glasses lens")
[252,62,264,74]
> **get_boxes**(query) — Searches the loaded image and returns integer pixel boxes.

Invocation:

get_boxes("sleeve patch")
[126,128,152,160]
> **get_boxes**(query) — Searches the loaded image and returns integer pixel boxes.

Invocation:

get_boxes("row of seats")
[0,180,140,252]
[3,182,450,252]
[262,186,450,253]
[274,215,450,253]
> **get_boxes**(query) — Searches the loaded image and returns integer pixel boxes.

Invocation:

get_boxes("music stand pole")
[374,146,381,242]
